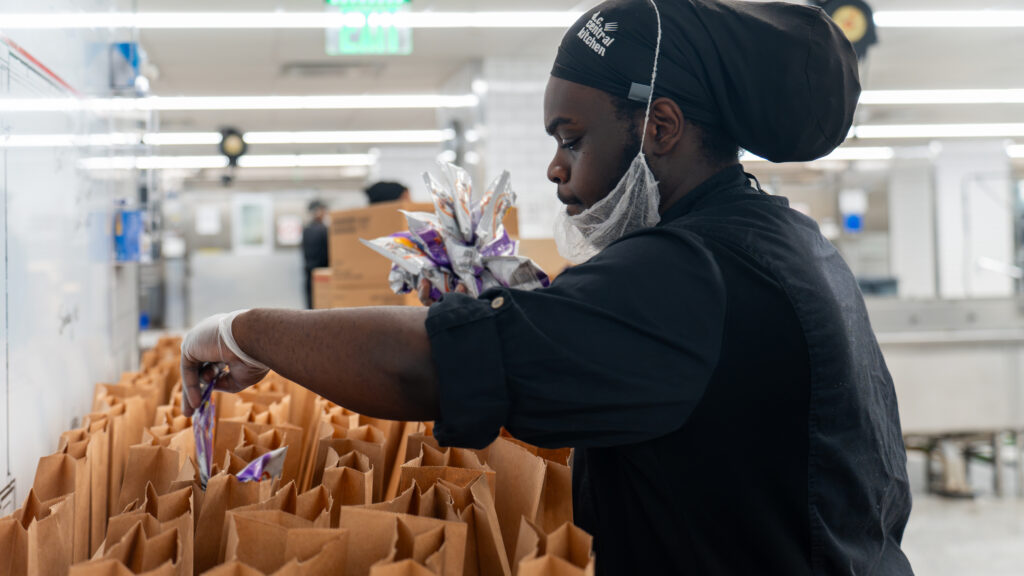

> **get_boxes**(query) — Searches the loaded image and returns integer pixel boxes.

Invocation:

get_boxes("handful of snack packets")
[361,163,550,299]
[193,363,288,489]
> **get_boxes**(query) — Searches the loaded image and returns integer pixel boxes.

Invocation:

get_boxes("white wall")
[0,0,137,503]
[889,159,938,299]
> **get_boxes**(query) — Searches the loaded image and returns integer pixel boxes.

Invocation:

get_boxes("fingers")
[417,279,436,307]
[180,358,202,417]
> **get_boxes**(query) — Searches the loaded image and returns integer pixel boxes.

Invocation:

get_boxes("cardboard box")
[311,269,333,310]
[518,239,572,280]
[329,201,520,289]
[328,287,421,309]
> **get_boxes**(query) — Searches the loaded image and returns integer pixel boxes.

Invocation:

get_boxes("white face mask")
[553,0,664,265]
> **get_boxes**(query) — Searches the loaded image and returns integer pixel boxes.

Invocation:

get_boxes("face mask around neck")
[553,151,661,264]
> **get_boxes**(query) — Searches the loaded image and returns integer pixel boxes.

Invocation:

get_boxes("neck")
[657,161,738,214]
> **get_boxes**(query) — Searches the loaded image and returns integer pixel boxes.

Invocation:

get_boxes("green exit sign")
[325,0,413,56]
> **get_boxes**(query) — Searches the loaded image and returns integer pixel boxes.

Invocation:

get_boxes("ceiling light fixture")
[860,89,1024,105]
[80,153,376,171]
[853,123,1024,139]
[4,10,1022,30]
[0,94,479,113]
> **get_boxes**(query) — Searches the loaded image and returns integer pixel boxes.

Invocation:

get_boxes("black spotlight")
[219,128,247,167]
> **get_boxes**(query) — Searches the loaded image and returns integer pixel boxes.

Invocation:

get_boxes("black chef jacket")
[426,165,914,575]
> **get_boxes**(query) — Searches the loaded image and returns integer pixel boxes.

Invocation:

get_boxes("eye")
[560,137,581,151]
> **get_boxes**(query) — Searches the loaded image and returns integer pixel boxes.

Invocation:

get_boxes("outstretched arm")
[180,307,439,422]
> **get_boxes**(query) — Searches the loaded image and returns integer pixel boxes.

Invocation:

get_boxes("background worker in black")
[300,199,329,309]
[182,0,914,573]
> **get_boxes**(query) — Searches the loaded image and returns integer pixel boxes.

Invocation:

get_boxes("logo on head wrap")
[576,11,618,57]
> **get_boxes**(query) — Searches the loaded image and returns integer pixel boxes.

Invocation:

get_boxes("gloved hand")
[180,310,269,417]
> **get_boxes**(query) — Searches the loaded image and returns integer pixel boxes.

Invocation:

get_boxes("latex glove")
[180,310,269,417]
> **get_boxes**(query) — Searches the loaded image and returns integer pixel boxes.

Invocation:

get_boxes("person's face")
[313,208,325,220]
[544,76,641,216]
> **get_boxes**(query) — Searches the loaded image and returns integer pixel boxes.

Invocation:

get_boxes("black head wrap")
[551,0,861,163]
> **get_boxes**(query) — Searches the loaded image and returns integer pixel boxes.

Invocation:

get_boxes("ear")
[644,97,685,156]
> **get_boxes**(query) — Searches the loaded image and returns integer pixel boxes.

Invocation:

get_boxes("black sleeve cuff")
[425,290,511,449]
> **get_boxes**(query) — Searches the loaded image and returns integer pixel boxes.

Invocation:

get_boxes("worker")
[181,0,913,573]
[300,199,329,309]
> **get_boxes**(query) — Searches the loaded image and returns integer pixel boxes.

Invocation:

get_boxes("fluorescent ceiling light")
[243,130,454,144]
[4,10,1024,30]
[853,123,1024,139]
[741,147,895,163]
[80,153,376,171]
[873,11,1024,28]
[143,132,223,146]
[0,11,580,30]
[0,94,478,113]
[860,89,1024,105]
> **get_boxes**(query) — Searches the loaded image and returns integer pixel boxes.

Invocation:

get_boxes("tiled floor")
[901,452,1024,575]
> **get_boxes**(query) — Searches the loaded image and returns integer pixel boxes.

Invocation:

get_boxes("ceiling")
[80,0,1022,180]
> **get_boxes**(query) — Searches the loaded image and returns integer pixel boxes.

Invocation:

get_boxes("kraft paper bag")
[272,530,348,576]
[368,560,436,576]
[194,473,274,574]
[513,520,593,576]
[322,448,373,522]
[118,446,185,513]
[88,395,148,519]
[141,484,194,576]
[14,490,74,576]
[69,558,175,576]
[226,481,330,529]
[81,420,112,555]
[357,417,405,494]
[0,516,28,576]
[385,423,430,502]
[516,556,593,576]
[337,508,466,576]
[496,433,571,467]
[480,438,572,562]
[98,522,180,576]
[94,384,160,429]
[99,513,188,576]
[363,483,459,524]
[299,402,360,491]
[224,512,344,575]
[214,423,303,489]
[196,562,262,576]
[35,449,90,562]
[144,415,195,470]
[399,445,497,504]
[312,425,387,502]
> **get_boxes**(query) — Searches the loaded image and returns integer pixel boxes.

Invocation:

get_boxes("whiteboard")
[0,0,139,498]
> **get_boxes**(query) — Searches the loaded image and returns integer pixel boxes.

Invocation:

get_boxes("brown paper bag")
[224,512,343,574]
[94,384,160,429]
[214,422,303,489]
[399,445,497,504]
[513,520,593,576]
[0,516,28,576]
[118,446,186,513]
[88,395,148,519]
[194,473,275,574]
[322,448,373,521]
[196,562,262,576]
[480,438,572,562]
[337,508,466,576]
[83,419,112,555]
[272,530,348,576]
[34,450,90,562]
[384,423,431,501]
[141,484,195,576]
[14,490,74,576]
[516,556,592,576]
[69,557,175,576]
[99,522,180,575]
[368,560,435,576]
[226,481,331,529]
[363,482,459,524]
[496,433,571,467]
[312,425,387,502]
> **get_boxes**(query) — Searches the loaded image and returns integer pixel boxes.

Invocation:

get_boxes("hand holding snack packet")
[361,162,550,300]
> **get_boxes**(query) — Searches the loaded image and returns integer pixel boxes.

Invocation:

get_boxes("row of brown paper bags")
[0,337,593,576]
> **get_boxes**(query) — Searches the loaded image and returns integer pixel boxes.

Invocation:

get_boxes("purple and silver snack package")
[236,446,288,483]
[193,363,289,489]
[362,162,550,299]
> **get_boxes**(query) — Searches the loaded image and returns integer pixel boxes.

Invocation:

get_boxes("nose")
[547,155,568,185]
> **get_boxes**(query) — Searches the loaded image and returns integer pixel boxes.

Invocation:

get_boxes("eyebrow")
[545,116,574,136]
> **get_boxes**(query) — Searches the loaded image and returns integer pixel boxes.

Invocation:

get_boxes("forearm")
[231,307,440,421]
